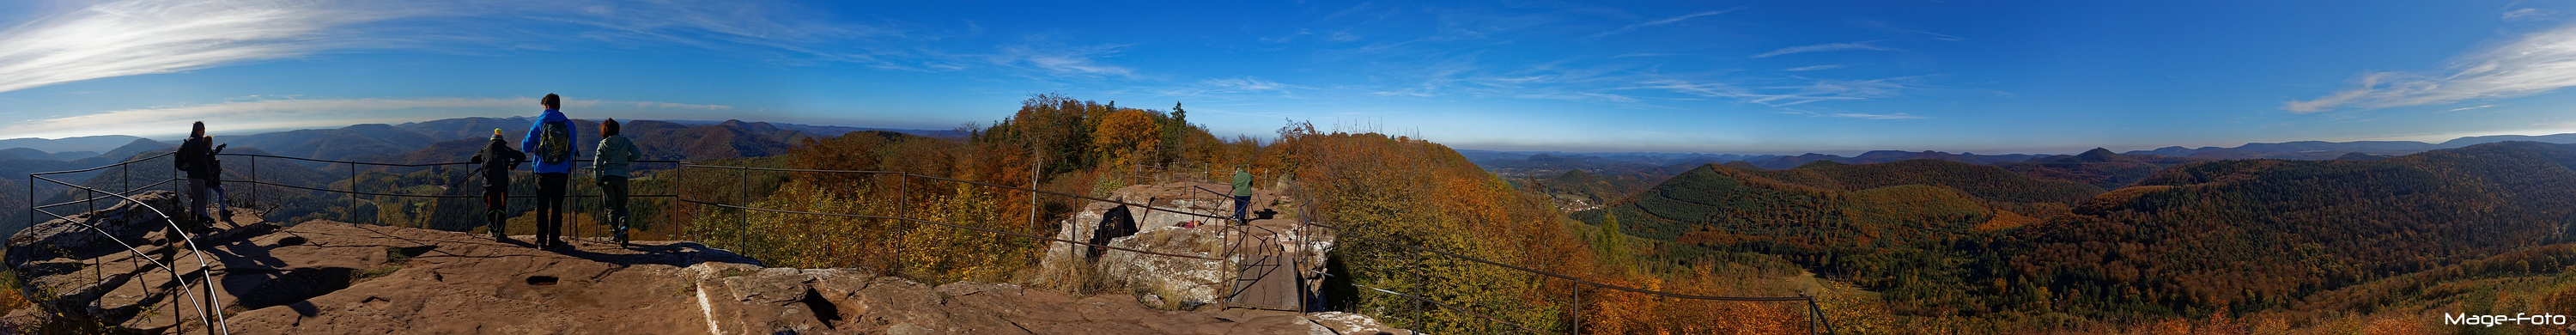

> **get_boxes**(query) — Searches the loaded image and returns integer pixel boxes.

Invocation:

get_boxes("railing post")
[249,155,257,220]
[1410,249,1421,330]
[737,167,747,251]
[1807,296,1834,335]
[894,173,908,276]
[1571,284,1581,335]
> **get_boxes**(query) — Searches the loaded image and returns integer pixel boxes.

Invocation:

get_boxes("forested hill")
[1571,141,2576,322]
[2008,141,2576,317]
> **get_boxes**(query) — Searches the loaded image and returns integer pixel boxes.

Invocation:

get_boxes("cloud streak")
[1828,113,1927,119]
[0,0,931,94]
[1751,41,1893,58]
[1783,64,1845,71]
[0,0,380,94]
[1594,9,1731,37]
[2283,22,2576,113]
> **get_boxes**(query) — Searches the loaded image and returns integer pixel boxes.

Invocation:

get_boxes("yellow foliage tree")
[1091,109,1161,168]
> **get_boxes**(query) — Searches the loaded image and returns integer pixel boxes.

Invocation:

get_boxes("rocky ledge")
[3,191,1404,334]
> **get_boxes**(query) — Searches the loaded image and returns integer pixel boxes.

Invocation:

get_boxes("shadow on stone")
[234,267,355,312]
[526,276,558,286]
[799,287,842,329]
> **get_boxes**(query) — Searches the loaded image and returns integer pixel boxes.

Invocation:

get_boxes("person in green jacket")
[1231,168,1253,224]
[592,119,643,246]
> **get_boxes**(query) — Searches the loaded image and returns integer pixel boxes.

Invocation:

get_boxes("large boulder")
[1036,182,1334,312]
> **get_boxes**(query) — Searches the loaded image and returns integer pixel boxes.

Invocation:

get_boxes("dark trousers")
[1233,195,1251,223]
[483,188,508,234]
[186,179,228,222]
[598,175,629,228]
[536,173,568,246]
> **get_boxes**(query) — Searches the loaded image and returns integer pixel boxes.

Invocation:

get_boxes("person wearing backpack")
[173,121,232,227]
[592,119,641,247]
[468,129,526,241]
[521,94,579,250]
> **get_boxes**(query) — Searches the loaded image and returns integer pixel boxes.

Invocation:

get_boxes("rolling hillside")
[1996,148,2198,189]
[2009,141,2576,318]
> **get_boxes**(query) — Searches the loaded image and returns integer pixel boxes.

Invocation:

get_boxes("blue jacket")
[521,109,577,174]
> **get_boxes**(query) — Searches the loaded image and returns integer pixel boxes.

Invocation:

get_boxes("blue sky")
[3,0,2575,155]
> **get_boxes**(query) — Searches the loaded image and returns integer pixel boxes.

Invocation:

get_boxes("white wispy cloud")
[1611,52,1683,58]
[0,97,732,139]
[2283,22,2576,113]
[1594,9,1731,37]
[2506,8,2555,21]
[1751,41,1893,58]
[0,0,916,94]
[996,43,1137,77]
[1202,77,1291,92]
[1827,113,1927,119]
[1783,64,1846,71]
[0,0,378,94]
[1619,76,1929,107]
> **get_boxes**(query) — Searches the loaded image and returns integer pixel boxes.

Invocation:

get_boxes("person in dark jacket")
[592,119,641,246]
[173,121,230,226]
[469,129,526,241]
[522,94,578,250]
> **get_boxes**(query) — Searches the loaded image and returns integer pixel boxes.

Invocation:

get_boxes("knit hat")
[492,128,503,138]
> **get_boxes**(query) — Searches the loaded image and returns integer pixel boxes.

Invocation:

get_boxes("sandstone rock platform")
[4,191,1404,334]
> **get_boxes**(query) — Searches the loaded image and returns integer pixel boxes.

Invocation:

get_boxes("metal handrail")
[27,151,176,176]
[30,178,181,210]
[27,174,228,334]
[214,153,680,168]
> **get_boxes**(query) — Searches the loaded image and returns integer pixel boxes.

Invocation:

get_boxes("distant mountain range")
[1567,141,2576,319]
[1467,132,2576,174]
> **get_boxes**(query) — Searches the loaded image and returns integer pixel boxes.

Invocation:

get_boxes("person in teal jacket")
[521,94,578,250]
[592,119,642,246]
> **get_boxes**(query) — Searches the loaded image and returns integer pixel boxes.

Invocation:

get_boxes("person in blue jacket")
[521,94,579,250]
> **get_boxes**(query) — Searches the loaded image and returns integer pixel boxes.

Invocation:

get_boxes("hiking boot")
[611,216,630,247]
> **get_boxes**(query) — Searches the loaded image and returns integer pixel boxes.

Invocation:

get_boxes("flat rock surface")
[9,198,1404,334]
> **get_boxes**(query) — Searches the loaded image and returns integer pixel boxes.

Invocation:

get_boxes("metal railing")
[212,153,684,239]
[23,150,1838,334]
[24,151,228,334]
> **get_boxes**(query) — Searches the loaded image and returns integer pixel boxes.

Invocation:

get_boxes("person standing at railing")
[173,121,231,227]
[592,119,641,247]
[522,94,579,250]
[1232,168,1252,224]
[469,129,526,241]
